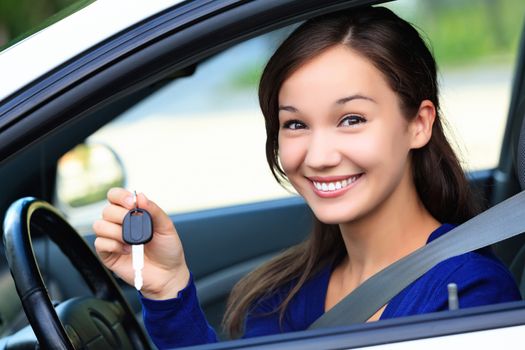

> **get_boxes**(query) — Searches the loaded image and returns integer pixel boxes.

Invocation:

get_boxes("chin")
[312,209,359,225]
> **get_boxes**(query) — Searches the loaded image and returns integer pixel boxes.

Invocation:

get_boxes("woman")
[93,6,521,349]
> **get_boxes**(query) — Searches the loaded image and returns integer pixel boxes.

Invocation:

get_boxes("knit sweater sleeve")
[140,274,218,349]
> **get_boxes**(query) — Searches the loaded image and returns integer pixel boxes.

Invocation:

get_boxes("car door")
[1,0,525,349]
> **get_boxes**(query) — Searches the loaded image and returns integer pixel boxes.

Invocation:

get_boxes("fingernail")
[123,245,131,254]
[138,193,149,207]
[125,196,133,208]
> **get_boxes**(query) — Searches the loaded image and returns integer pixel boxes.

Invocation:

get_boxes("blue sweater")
[140,224,522,349]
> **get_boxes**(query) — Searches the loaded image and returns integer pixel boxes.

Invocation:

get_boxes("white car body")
[0,0,182,101]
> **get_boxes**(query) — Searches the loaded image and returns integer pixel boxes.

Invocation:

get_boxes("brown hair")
[223,6,481,337]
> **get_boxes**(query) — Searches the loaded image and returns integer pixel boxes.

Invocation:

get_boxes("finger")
[137,193,175,233]
[93,219,126,243]
[94,236,131,256]
[107,187,135,210]
[102,204,129,224]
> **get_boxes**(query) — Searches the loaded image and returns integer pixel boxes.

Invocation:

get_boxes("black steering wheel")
[2,197,152,349]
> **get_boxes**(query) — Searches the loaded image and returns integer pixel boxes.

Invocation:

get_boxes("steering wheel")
[2,197,152,349]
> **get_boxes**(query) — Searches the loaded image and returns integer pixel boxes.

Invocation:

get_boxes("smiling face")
[277,45,423,225]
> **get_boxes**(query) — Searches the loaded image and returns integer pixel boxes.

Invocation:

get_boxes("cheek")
[345,127,410,170]
[277,137,306,174]
[342,132,387,168]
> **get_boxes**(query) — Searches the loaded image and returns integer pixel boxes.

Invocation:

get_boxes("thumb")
[136,192,174,233]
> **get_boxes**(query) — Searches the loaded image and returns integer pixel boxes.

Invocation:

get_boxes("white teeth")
[312,175,360,193]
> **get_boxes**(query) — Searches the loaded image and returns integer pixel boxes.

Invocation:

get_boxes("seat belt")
[308,189,525,330]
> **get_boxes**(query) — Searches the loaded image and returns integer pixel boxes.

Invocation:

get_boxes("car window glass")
[387,0,525,171]
[55,0,525,228]
[57,28,296,226]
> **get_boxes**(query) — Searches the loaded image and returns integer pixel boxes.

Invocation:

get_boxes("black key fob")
[122,208,153,245]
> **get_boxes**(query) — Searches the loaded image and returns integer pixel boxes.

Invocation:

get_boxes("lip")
[307,173,363,198]
[307,175,358,182]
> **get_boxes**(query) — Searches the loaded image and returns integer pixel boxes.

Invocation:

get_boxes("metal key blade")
[132,244,144,290]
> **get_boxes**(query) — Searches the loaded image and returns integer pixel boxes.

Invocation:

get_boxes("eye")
[339,114,366,127]
[282,119,307,130]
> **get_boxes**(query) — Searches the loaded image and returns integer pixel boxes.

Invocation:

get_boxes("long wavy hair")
[223,6,481,337]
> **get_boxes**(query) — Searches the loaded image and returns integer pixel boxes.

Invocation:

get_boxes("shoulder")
[421,223,521,306]
[418,249,519,297]
[433,250,521,304]
[383,250,522,318]
[432,250,517,290]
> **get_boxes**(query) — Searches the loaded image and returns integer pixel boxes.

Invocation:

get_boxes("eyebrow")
[278,105,299,113]
[336,94,376,105]
[278,94,376,113]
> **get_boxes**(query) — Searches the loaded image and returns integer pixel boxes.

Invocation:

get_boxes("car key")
[122,191,153,290]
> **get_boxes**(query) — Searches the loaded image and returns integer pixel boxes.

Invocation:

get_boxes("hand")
[93,188,190,300]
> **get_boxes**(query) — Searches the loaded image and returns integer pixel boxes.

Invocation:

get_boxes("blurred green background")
[400,0,525,66]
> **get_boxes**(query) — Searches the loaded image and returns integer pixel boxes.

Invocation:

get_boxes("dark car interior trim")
[489,18,525,272]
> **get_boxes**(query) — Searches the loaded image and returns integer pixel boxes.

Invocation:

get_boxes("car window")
[55,0,525,228]
[78,30,293,216]
[387,0,525,171]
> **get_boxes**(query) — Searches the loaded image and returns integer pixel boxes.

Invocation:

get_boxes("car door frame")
[1,0,525,348]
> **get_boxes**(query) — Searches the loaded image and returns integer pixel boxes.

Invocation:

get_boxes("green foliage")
[228,62,264,90]
[404,0,525,66]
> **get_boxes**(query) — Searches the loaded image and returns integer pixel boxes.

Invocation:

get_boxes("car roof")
[0,0,184,102]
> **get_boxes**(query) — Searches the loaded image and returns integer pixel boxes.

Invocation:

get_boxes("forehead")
[278,45,393,106]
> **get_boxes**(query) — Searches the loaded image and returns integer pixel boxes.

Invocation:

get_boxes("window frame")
[0,0,524,348]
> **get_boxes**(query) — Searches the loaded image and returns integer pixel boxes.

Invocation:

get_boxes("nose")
[304,130,342,170]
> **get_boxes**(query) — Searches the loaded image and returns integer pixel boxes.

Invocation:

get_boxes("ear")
[409,99,436,149]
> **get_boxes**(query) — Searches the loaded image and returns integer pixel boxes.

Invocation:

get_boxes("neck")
[337,170,440,285]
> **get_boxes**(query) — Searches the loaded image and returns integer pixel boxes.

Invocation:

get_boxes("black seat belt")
[308,189,525,330]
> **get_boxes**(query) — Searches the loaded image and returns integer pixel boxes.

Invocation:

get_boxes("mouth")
[307,174,363,197]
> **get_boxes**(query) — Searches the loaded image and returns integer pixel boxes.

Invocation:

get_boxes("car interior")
[1,0,525,348]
